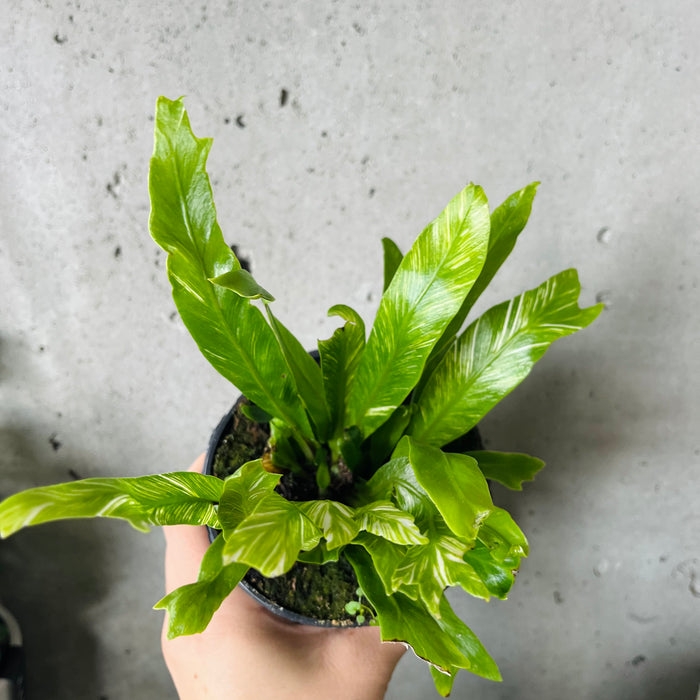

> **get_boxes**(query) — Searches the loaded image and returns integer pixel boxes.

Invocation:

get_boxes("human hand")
[161,454,406,700]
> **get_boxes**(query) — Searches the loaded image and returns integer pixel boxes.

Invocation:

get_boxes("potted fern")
[0,96,602,696]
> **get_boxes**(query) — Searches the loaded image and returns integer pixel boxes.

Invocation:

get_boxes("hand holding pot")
[161,455,406,700]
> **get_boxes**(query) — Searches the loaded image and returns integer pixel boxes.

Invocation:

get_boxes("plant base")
[204,398,363,626]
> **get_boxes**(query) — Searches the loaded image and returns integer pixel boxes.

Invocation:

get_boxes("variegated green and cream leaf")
[319,304,366,438]
[222,492,321,577]
[409,269,604,446]
[390,522,489,615]
[355,501,428,546]
[425,594,504,694]
[218,460,281,534]
[0,472,224,538]
[346,546,501,694]
[347,184,491,435]
[364,456,435,526]
[149,96,312,437]
[359,450,515,611]
[298,500,360,550]
[155,534,248,639]
[427,182,540,371]
[297,541,341,564]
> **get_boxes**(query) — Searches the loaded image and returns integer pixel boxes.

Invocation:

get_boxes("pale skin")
[161,455,406,700]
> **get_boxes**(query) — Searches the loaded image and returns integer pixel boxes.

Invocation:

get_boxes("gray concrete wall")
[1,1,698,698]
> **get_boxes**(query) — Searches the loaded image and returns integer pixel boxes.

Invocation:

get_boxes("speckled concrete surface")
[1,1,698,698]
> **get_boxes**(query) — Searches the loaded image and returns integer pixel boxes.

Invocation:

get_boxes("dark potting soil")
[212,399,361,624]
[212,398,269,480]
[245,558,361,625]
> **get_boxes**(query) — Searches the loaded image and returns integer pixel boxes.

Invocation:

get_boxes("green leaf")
[409,269,604,446]
[345,600,362,614]
[430,666,456,697]
[353,532,408,596]
[265,306,330,439]
[209,268,275,301]
[217,460,281,534]
[345,546,501,685]
[478,507,528,561]
[463,541,519,599]
[239,403,273,423]
[381,237,403,292]
[365,456,435,526]
[346,546,467,669]
[347,184,491,435]
[0,472,224,538]
[362,454,496,607]
[367,442,466,535]
[368,405,414,470]
[298,500,360,549]
[440,593,502,681]
[466,183,539,311]
[466,450,545,490]
[149,96,311,436]
[222,492,321,577]
[328,304,365,337]
[337,425,364,472]
[356,525,492,609]
[429,182,540,366]
[298,498,426,552]
[404,437,493,541]
[390,526,471,613]
[390,519,493,614]
[431,595,503,689]
[155,534,248,639]
[319,305,366,437]
[297,541,341,564]
[268,419,307,474]
[356,501,428,546]
[315,460,331,493]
